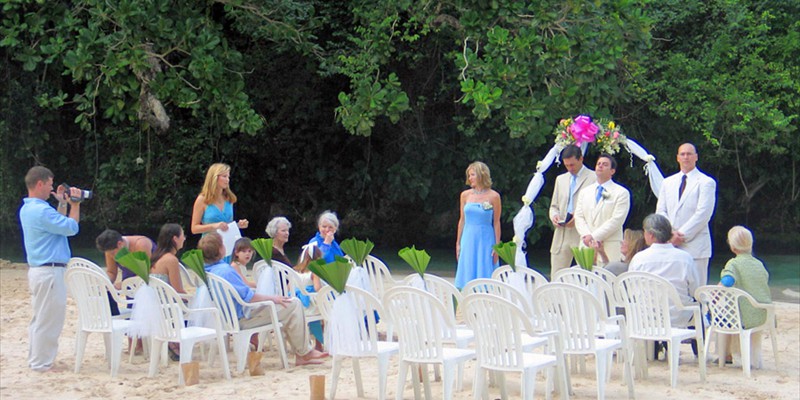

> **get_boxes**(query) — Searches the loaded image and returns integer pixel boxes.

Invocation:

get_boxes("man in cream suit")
[656,143,717,285]
[549,146,596,274]
[574,154,631,265]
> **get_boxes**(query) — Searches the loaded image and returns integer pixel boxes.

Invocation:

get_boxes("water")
[2,241,797,303]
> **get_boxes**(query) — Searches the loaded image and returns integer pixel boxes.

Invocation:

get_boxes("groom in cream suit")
[656,143,717,285]
[574,154,631,265]
[549,146,596,274]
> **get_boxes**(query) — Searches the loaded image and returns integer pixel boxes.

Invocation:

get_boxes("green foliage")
[308,256,352,294]
[251,238,274,262]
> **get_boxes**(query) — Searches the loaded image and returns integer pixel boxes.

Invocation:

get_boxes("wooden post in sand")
[309,374,325,400]
[181,361,200,386]
[247,351,265,376]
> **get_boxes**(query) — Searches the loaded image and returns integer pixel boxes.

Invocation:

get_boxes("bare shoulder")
[489,190,502,201]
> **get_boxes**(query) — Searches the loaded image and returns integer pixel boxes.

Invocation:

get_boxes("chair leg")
[74,331,89,373]
[522,369,535,400]
[442,362,456,400]
[110,331,124,378]
[497,371,508,400]
[595,352,608,400]
[353,358,364,398]
[377,354,391,400]
[696,329,706,382]
[769,325,779,369]
[330,355,343,400]
[148,339,162,378]
[233,333,250,374]
[396,361,409,400]
[623,345,635,399]
[216,333,231,380]
[668,339,680,388]
[741,331,752,377]
[421,364,433,400]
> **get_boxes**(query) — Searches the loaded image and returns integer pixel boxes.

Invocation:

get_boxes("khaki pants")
[239,297,312,356]
[28,267,66,371]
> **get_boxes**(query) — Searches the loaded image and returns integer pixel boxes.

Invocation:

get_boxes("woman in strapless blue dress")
[191,163,249,262]
[455,161,501,289]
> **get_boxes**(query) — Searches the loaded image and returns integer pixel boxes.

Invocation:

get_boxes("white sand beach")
[1,260,798,400]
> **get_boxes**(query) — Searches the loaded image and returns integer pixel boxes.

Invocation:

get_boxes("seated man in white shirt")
[628,213,700,328]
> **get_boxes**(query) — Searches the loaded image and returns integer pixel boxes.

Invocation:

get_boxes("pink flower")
[569,115,598,145]
[613,132,619,139]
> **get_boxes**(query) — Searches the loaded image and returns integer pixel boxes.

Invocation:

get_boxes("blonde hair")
[727,225,754,254]
[465,161,493,188]
[622,229,646,262]
[200,163,237,205]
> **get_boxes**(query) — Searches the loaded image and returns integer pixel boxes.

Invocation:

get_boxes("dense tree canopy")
[1,0,797,254]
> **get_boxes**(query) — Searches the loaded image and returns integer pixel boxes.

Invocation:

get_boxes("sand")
[1,260,798,400]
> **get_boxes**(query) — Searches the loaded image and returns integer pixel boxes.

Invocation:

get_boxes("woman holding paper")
[190,163,249,235]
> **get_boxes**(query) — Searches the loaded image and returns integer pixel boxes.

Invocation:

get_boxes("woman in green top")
[719,225,771,366]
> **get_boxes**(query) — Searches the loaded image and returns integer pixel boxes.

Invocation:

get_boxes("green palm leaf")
[115,247,151,284]
[340,237,374,266]
[251,238,273,262]
[307,256,352,294]
[398,246,431,279]
[180,249,208,285]
[570,247,595,271]
[492,241,517,271]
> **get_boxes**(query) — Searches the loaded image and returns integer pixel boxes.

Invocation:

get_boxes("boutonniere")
[600,191,611,201]
[482,201,493,210]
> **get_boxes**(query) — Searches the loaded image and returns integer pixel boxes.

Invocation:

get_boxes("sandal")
[168,343,181,361]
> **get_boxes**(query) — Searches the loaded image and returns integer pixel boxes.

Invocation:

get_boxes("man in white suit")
[574,154,631,265]
[656,143,717,285]
[549,146,596,274]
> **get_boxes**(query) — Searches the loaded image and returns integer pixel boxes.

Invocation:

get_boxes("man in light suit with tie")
[549,146,596,274]
[574,153,631,266]
[656,143,717,285]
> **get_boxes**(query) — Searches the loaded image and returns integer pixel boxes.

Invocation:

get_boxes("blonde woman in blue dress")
[191,163,249,262]
[455,161,501,289]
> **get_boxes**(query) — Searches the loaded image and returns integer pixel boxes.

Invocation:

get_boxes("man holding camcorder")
[18,166,88,372]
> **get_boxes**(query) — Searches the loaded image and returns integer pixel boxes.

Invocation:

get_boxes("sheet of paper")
[217,222,242,257]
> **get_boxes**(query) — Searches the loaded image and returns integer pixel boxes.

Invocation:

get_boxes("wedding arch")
[511,115,665,267]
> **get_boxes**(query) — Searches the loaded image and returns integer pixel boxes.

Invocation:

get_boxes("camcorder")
[59,183,93,202]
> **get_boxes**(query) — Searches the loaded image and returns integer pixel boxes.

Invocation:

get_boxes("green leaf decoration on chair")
[340,237,374,266]
[493,241,517,272]
[570,247,595,271]
[115,247,151,284]
[307,256,352,295]
[398,246,431,279]
[251,238,274,262]
[180,249,209,286]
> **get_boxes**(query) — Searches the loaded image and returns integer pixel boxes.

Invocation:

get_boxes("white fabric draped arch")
[512,138,664,268]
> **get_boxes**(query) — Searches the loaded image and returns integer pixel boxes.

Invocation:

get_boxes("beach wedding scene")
[1,1,799,399]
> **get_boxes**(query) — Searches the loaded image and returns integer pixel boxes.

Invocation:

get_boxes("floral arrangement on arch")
[554,115,626,155]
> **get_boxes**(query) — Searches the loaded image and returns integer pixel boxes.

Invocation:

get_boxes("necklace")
[473,188,488,195]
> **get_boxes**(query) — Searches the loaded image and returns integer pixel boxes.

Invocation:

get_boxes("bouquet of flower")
[594,120,626,155]
[554,115,599,148]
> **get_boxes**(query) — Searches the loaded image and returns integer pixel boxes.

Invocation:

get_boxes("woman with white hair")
[720,225,771,328]
[303,210,344,264]
[266,216,294,267]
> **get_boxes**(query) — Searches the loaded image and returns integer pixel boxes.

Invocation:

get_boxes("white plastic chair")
[178,262,202,289]
[535,283,634,400]
[616,271,705,387]
[315,285,399,400]
[206,273,289,372]
[462,293,562,400]
[148,278,231,385]
[491,265,548,296]
[67,257,108,276]
[401,273,474,389]
[361,255,398,300]
[65,267,134,377]
[119,276,156,363]
[271,260,323,324]
[383,286,476,400]
[461,278,536,321]
[694,285,778,377]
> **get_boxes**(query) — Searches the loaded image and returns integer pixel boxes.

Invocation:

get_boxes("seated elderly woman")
[266,216,324,348]
[199,232,328,365]
[719,225,771,364]
[300,210,344,291]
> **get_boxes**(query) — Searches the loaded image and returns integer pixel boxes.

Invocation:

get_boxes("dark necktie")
[679,174,687,199]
